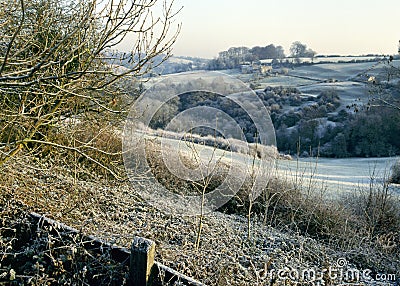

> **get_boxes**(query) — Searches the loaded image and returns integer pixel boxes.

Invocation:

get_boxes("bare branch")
[0,0,25,75]
[18,138,121,180]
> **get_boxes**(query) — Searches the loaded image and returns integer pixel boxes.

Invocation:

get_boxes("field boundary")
[30,212,204,286]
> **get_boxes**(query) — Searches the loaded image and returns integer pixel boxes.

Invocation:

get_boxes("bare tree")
[0,0,180,174]
[182,131,227,252]
[289,41,316,64]
[289,41,307,63]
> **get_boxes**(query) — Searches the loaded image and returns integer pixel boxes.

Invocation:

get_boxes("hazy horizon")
[168,0,399,59]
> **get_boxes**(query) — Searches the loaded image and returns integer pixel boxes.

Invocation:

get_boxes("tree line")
[207,41,317,70]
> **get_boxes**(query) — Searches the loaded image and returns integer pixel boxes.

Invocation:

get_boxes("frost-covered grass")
[1,146,400,285]
[277,156,400,198]
[288,61,395,82]
[298,81,369,107]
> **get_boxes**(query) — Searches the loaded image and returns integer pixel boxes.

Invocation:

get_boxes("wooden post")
[130,236,156,286]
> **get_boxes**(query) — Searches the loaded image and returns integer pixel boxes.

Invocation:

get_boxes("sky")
[167,0,400,59]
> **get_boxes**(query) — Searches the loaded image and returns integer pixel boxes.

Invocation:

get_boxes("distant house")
[241,61,273,75]
[260,65,272,75]
[259,59,274,74]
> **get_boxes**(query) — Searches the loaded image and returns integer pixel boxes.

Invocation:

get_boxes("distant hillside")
[147,59,400,158]
[104,51,209,75]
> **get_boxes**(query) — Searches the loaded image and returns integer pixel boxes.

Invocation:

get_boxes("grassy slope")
[0,157,343,285]
[3,153,399,285]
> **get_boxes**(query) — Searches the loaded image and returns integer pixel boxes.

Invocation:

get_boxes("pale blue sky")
[170,0,400,58]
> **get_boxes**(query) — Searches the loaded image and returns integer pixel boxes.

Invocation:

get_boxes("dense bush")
[390,160,400,184]
[276,104,400,157]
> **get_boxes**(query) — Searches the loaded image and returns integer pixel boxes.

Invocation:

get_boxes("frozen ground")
[140,132,400,200]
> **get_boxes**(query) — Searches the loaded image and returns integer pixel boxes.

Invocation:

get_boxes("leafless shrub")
[342,170,400,236]
[0,0,180,177]
[43,120,125,180]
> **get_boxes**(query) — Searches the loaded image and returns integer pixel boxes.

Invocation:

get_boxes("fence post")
[130,236,156,286]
